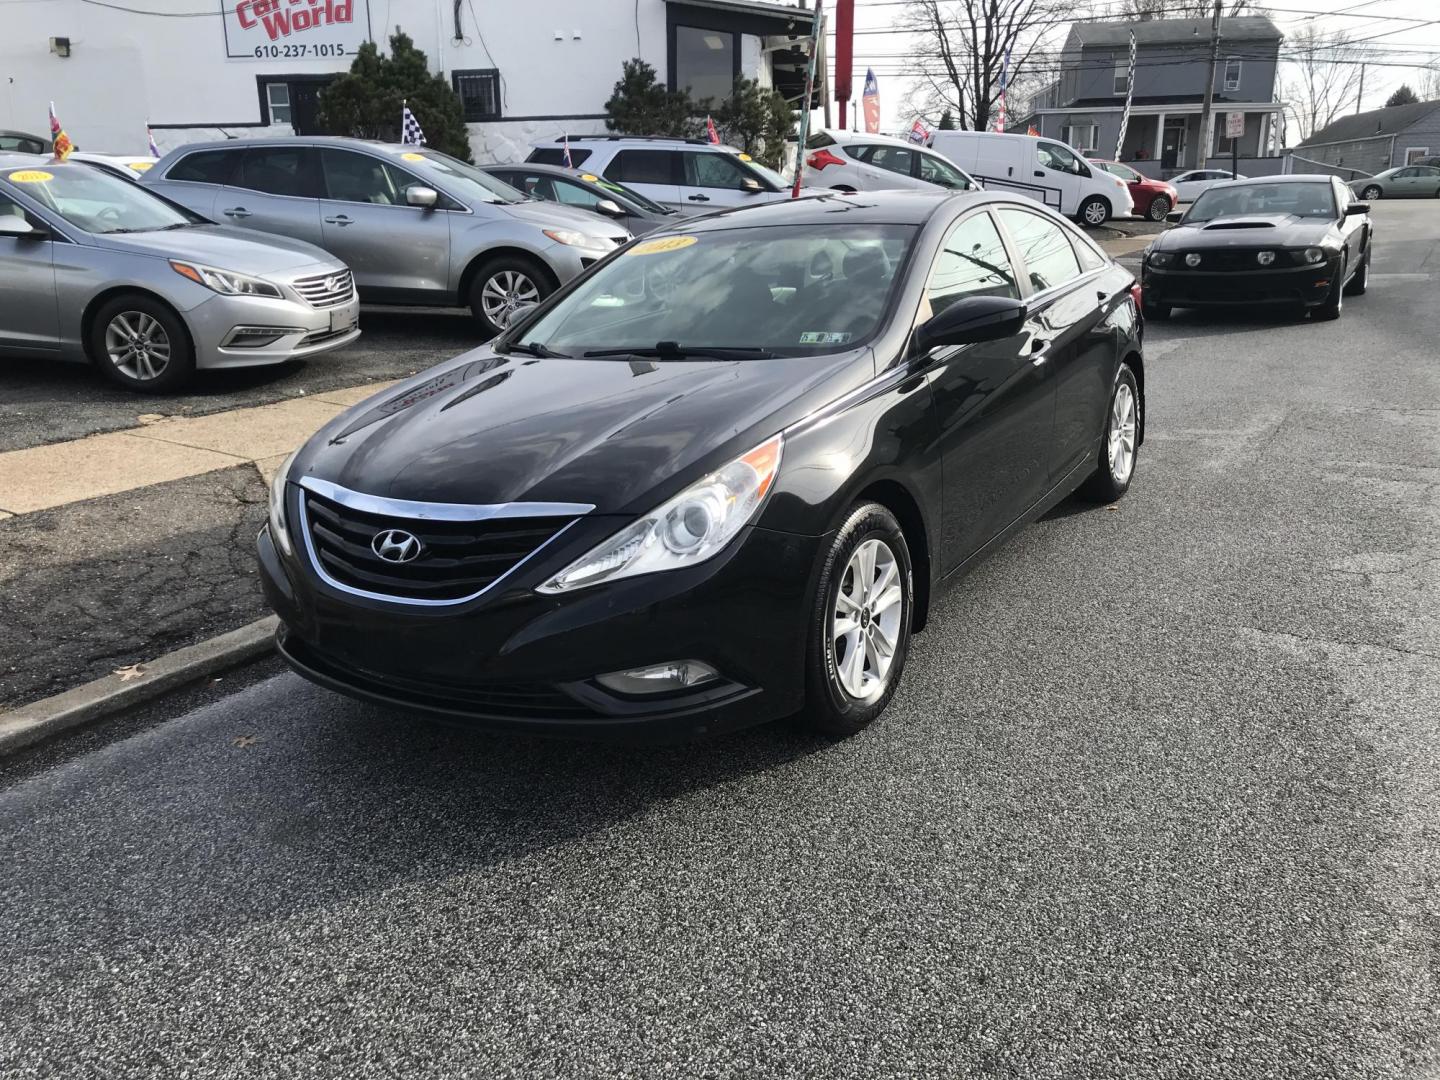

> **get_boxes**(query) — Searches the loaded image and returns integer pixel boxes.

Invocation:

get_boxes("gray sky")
[820,0,1440,132]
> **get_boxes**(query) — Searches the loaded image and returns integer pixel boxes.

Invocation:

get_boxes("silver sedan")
[0,153,359,392]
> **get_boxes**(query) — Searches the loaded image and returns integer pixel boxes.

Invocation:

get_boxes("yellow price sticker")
[580,173,599,182]
[737,153,753,162]
[626,235,698,256]
[7,170,53,183]
[401,152,425,162]
[128,161,155,171]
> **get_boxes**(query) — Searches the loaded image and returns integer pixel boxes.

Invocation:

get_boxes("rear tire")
[467,255,553,339]
[1078,363,1140,504]
[87,293,195,394]
[1147,196,1171,222]
[1361,185,1382,200]
[1079,196,1111,226]
[802,502,913,738]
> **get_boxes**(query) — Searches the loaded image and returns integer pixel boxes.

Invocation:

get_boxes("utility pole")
[1193,0,1222,170]
[1356,64,1366,113]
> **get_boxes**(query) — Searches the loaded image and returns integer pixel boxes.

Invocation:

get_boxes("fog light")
[225,325,301,348]
[595,660,719,695]
[1184,252,1202,267]
[1256,250,1275,266]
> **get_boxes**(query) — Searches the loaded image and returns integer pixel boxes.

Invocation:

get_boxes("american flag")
[401,103,426,146]
[49,102,73,162]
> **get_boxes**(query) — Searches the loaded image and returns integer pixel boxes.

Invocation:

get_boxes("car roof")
[1224,174,1333,186]
[814,128,930,150]
[528,135,745,155]
[157,136,414,154]
[659,189,1019,231]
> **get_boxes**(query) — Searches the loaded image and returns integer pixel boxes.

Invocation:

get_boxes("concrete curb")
[0,615,279,756]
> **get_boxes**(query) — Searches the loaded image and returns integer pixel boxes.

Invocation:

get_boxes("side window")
[998,208,1083,293]
[868,146,916,176]
[525,147,592,168]
[0,192,25,223]
[1071,231,1107,272]
[507,173,558,200]
[166,149,238,185]
[846,144,876,163]
[552,178,606,210]
[684,152,752,190]
[918,153,970,189]
[1037,141,1081,175]
[320,149,406,205]
[238,147,321,198]
[925,211,1019,316]
[607,150,676,185]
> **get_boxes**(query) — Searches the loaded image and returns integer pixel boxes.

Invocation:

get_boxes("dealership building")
[1,0,813,161]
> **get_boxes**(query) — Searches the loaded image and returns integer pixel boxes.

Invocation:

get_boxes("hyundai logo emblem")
[325,274,346,293]
[371,528,422,563]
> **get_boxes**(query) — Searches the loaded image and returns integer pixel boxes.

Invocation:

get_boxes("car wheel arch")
[843,477,934,634]
[458,246,560,305]
[1125,350,1146,446]
[81,286,195,365]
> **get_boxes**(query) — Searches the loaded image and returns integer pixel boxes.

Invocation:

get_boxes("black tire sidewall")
[468,255,552,338]
[1148,196,1171,222]
[1314,256,1346,319]
[1079,362,1140,503]
[88,294,195,393]
[804,503,913,736]
[1362,186,1382,200]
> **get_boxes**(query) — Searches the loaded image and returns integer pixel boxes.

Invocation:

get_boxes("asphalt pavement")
[2,202,1438,1079]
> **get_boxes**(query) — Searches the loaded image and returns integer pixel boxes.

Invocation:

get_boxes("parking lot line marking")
[311,380,398,408]
[0,432,245,515]
[128,398,347,462]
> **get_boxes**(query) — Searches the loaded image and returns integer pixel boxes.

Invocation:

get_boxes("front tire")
[1078,363,1140,503]
[1079,196,1111,226]
[802,502,913,737]
[1147,195,1171,222]
[1313,256,1346,321]
[87,293,195,393]
[1344,249,1369,296]
[468,255,552,338]
[1361,185,1382,201]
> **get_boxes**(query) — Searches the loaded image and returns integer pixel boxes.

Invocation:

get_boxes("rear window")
[806,132,836,150]
[525,147,593,167]
[166,149,238,185]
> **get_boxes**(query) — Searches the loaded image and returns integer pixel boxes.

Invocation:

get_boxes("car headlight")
[537,434,783,594]
[1302,247,1327,264]
[1184,253,1202,267]
[1149,251,1172,267]
[267,449,300,556]
[543,228,607,249]
[170,260,283,298]
[1256,250,1276,266]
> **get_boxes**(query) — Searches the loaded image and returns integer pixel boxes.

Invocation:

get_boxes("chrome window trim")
[298,476,594,521]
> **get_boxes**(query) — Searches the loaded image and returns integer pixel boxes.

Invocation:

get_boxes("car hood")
[293,348,871,514]
[1155,214,1337,249]
[87,224,339,272]
[502,199,622,237]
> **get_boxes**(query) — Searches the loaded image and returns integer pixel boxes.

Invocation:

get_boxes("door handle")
[687,194,710,202]
[222,207,252,218]
[1034,169,1045,177]
[1030,338,1049,365]
[324,215,353,225]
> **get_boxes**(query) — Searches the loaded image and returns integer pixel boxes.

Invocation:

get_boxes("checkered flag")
[401,103,426,146]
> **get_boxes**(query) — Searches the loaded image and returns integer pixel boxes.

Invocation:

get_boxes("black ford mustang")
[260,191,1145,741]
[1143,174,1372,321]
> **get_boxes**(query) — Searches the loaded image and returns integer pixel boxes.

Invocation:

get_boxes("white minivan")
[927,131,1134,224]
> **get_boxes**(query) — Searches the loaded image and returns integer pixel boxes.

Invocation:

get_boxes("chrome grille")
[292,269,355,308]
[300,490,575,603]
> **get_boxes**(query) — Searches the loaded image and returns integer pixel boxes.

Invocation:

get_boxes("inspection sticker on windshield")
[626,235,697,256]
[799,331,853,345]
[7,170,53,183]
[401,152,425,162]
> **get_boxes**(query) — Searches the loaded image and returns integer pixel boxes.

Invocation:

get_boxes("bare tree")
[1284,25,1366,142]
[900,0,1068,132]
[1118,0,1257,17]
[1419,62,1440,103]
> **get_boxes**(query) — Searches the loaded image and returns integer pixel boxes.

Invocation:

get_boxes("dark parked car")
[0,130,50,155]
[260,192,1145,740]
[1142,175,1372,321]
[483,162,680,235]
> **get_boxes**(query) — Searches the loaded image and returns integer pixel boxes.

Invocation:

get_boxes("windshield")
[513,223,917,359]
[1186,182,1336,222]
[745,160,788,190]
[2,163,198,233]
[584,173,673,214]
[407,151,526,204]
[1100,162,1140,183]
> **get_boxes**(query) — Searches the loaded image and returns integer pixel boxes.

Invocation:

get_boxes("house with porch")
[1018,15,1285,177]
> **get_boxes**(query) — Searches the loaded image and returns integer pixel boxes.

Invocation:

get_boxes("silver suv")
[143,137,630,335]
[525,136,797,216]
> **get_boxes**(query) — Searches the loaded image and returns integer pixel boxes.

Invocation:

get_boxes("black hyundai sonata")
[259,191,1144,740]
[1142,174,1372,321]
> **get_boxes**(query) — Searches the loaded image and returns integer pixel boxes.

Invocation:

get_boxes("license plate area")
[330,306,357,333]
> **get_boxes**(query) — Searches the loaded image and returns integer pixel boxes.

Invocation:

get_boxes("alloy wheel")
[832,538,903,702]
[1148,196,1171,222]
[479,270,541,329]
[1083,199,1109,226]
[1107,382,1138,485]
[1362,186,1381,200]
[104,311,172,381]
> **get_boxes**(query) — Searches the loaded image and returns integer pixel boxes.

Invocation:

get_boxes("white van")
[927,131,1134,224]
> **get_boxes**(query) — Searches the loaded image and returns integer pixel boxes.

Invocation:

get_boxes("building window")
[1404,146,1431,165]
[1223,58,1242,92]
[266,82,291,125]
[1113,62,1129,95]
[452,69,502,122]
[1063,123,1097,151]
[674,25,736,103]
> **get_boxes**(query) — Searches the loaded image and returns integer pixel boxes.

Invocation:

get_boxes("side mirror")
[1166,210,1185,223]
[1345,202,1370,216]
[915,296,1027,352]
[0,216,41,239]
[405,185,439,209]
[741,177,763,194]
[595,198,626,218]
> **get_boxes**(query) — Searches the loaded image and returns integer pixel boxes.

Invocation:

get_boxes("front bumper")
[540,239,623,283]
[189,290,361,369]
[1143,257,1340,308]
[258,515,824,742]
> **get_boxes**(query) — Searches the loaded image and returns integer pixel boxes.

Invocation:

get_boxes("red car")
[1090,160,1179,222]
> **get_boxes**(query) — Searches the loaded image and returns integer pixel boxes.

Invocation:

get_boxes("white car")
[1170,169,1246,202]
[927,130,1134,225]
[68,153,160,182]
[802,129,979,193]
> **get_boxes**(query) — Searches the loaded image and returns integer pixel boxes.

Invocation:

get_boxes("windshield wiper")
[583,342,776,361]
[157,222,200,230]
[501,341,571,358]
